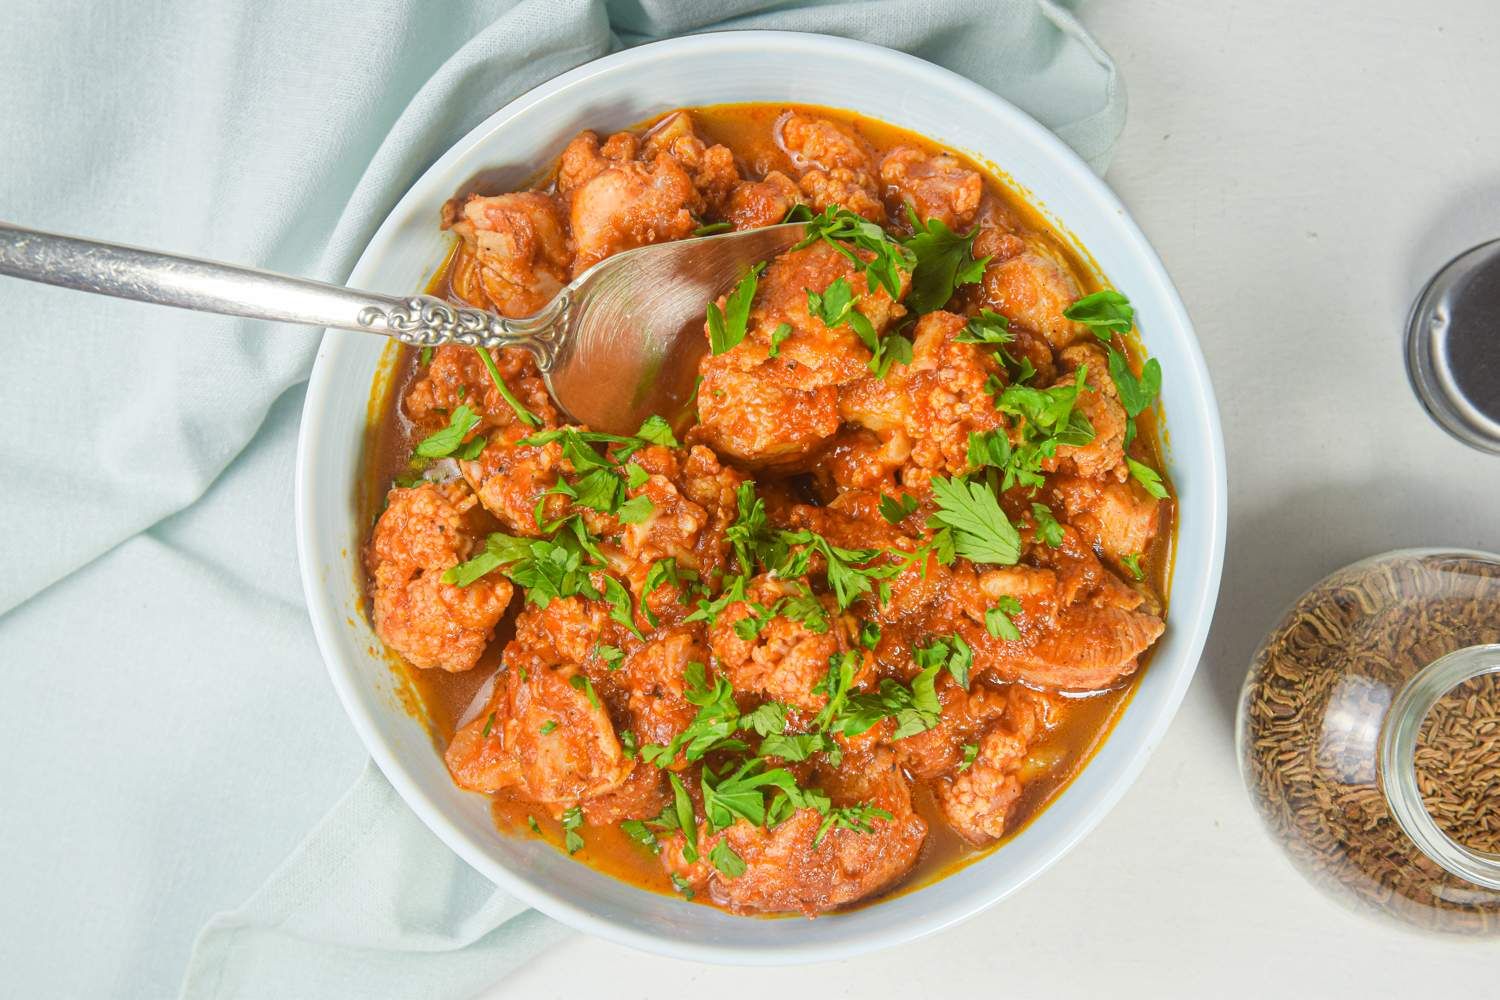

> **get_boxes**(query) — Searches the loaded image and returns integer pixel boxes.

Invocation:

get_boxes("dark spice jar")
[1237,550,1500,934]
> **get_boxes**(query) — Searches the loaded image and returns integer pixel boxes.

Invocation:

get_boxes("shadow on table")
[1196,476,1487,735]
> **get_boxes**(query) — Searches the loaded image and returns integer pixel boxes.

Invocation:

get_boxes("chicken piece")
[616,627,708,758]
[456,424,565,537]
[879,146,983,232]
[694,374,842,470]
[568,152,702,274]
[1047,343,1128,482]
[963,530,1164,691]
[935,685,1055,845]
[710,576,850,711]
[810,426,908,495]
[839,310,1006,490]
[441,191,571,318]
[779,113,884,222]
[980,237,1087,349]
[403,345,558,438]
[725,170,803,230]
[1049,473,1160,569]
[693,241,906,468]
[660,749,927,915]
[642,111,741,214]
[366,481,513,672]
[555,130,639,197]
[445,654,633,805]
[583,761,670,825]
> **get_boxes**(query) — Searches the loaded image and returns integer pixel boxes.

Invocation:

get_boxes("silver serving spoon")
[0,220,806,434]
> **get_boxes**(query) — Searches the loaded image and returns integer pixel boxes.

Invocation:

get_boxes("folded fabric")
[0,2,1123,998]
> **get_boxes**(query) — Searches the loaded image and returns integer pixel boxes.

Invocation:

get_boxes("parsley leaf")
[561,806,585,855]
[725,481,774,575]
[928,476,1021,566]
[1121,552,1145,580]
[625,463,650,489]
[833,665,943,740]
[442,531,535,587]
[474,346,540,428]
[879,493,919,524]
[668,772,698,862]
[954,310,1013,345]
[1107,348,1161,419]
[1127,457,1169,499]
[670,873,696,899]
[634,414,679,448]
[1064,289,1134,338]
[620,818,659,853]
[813,803,894,847]
[600,575,644,639]
[641,662,743,766]
[985,596,1023,641]
[1031,502,1064,547]
[692,221,732,236]
[709,840,746,878]
[615,494,654,524]
[707,262,765,356]
[902,207,989,314]
[767,322,792,358]
[958,743,979,772]
[813,651,861,731]
[567,673,600,711]
[414,404,481,458]
[914,634,973,689]
[741,701,787,737]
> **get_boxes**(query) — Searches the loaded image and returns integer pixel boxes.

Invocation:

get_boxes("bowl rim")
[296,28,1227,964]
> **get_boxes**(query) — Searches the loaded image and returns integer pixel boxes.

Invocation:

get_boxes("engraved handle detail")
[0,221,566,367]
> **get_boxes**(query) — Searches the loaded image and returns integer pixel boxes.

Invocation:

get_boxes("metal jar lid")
[1406,239,1500,454]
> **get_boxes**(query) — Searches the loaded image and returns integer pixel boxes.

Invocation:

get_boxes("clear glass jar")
[1237,549,1500,934]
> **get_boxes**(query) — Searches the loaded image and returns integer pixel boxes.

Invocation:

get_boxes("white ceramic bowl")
[296,30,1226,964]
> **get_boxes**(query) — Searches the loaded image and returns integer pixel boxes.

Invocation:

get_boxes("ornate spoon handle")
[0,222,564,358]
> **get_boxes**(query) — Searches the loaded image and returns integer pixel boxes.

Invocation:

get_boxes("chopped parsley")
[619,729,638,759]
[474,346,540,428]
[807,276,909,378]
[1126,457,1169,499]
[600,575,644,639]
[414,404,480,458]
[879,492,919,524]
[567,673,601,711]
[1031,502,1065,547]
[831,665,942,740]
[481,711,496,738]
[901,207,989,314]
[985,596,1023,641]
[707,261,765,355]
[526,814,541,833]
[539,719,558,735]
[958,743,979,772]
[814,803,894,847]
[669,873,696,900]
[1064,289,1134,337]
[741,700,787,737]
[953,309,1013,345]
[788,203,914,300]
[708,840,747,878]
[668,772,698,862]
[561,806,585,855]
[692,221,733,237]
[767,322,792,358]
[914,634,974,689]
[1121,552,1145,580]
[634,414,679,448]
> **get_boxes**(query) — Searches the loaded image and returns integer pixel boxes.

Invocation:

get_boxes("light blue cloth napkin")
[0,2,1122,997]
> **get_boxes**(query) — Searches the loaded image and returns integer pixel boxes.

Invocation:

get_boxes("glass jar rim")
[1380,642,1500,889]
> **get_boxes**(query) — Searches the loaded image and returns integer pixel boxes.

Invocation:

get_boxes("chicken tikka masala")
[363,104,1173,916]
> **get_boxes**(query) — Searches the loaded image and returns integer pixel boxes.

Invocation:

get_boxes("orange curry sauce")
[361,103,1174,914]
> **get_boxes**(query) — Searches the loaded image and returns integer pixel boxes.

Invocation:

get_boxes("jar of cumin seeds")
[1237,549,1500,934]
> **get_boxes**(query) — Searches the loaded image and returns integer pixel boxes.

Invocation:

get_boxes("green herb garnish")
[707,262,765,355]
[985,596,1023,641]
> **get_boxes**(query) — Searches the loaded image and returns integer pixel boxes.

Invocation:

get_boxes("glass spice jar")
[1237,549,1500,934]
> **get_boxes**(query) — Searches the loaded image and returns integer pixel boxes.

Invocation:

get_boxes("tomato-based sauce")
[360,104,1174,914]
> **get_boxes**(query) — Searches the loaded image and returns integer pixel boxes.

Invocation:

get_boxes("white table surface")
[493,1,1500,995]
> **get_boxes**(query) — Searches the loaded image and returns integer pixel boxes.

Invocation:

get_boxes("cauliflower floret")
[709,575,852,711]
[366,481,513,672]
[879,145,983,232]
[779,113,885,222]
